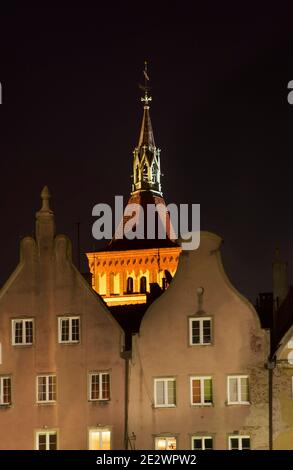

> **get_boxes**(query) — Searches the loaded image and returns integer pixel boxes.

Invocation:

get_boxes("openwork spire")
[132,61,162,196]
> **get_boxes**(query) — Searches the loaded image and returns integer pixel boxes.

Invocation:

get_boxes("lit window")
[37,375,56,403]
[0,376,11,405]
[89,372,110,401]
[190,377,213,405]
[227,376,249,404]
[89,429,111,450]
[36,431,57,450]
[189,318,211,345]
[12,319,33,345]
[192,436,213,450]
[154,378,176,407]
[58,316,80,343]
[155,437,177,450]
[228,436,250,450]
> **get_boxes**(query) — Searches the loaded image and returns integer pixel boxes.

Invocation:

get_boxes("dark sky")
[1,4,293,302]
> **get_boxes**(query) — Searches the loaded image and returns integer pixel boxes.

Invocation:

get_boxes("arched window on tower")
[140,276,147,293]
[135,165,139,183]
[143,164,148,181]
[110,273,115,295]
[126,277,134,294]
[151,163,157,183]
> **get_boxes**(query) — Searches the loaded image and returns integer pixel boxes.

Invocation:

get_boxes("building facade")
[128,232,270,450]
[0,187,125,450]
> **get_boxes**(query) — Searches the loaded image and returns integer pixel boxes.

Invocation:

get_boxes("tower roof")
[131,61,162,196]
[138,96,155,149]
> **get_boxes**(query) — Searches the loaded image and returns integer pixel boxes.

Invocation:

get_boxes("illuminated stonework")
[87,247,180,306]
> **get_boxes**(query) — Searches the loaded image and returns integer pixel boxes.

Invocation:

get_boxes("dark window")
[140,276,147,293]
[127,277,133,294]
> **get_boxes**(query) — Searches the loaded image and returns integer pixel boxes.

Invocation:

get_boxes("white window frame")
[36,375,56,403]
[190,376,213,406]
[89,372,110,401]
[35,430,58,450]
[0,376,11,405]
[11,318,34,346]
[227,375,250,405]
[154,378,176,408]
[189,317,212,345]
[155,436,177,450]
[191,436,213,450]
[58,316,80,344]
[228,435,250,450]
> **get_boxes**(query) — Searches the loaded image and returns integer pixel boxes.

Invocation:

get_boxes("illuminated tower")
[86,64,181,306]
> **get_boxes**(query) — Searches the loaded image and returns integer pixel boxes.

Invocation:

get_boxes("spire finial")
[40,185,51,212]
[141,60,152,108]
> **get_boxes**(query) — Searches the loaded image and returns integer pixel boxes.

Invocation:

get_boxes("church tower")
[86,64,181,306]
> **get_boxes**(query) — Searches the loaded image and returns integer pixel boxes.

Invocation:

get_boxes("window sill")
[153,405,176,409]
[0,404,11,409]
[36,402,56,406]
[58,341,80,345]
[89,400,110,405]
[12,344,33,347]
[191,403,213,407]
[226,402,250,406]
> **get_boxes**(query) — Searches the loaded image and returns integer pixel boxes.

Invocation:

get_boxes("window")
[37,375,56,403]
[228,376,249,404]
[0,376,11,405]
[190,377,213,405]
[140,276,147,293]
[12,319,33,345]
[155,437,177,450]
[89,429,111,450]
[229,436,250,450]
[36,431,57,450]
[189,318,211,345]
[154,378,176,407]
[126,277,134,294]
[89,372,110,401]
[58,316,80,343]
[110,272,120,295]
[192,436,213,450]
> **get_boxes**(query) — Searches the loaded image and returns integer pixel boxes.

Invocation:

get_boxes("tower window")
[142,164,148,181]
[140,276,147,293]
[126,277,134,294]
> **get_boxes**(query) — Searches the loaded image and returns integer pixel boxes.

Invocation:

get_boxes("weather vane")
[140,60,152,106]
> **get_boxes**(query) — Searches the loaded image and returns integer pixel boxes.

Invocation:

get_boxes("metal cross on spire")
[141,60,152,107]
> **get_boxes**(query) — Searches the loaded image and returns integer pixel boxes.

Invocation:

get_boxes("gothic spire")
[131,61,162,196]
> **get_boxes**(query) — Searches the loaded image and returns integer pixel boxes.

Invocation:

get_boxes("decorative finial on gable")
[40,185,51,212]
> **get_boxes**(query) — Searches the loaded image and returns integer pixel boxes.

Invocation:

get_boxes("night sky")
[1,4,293,303]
